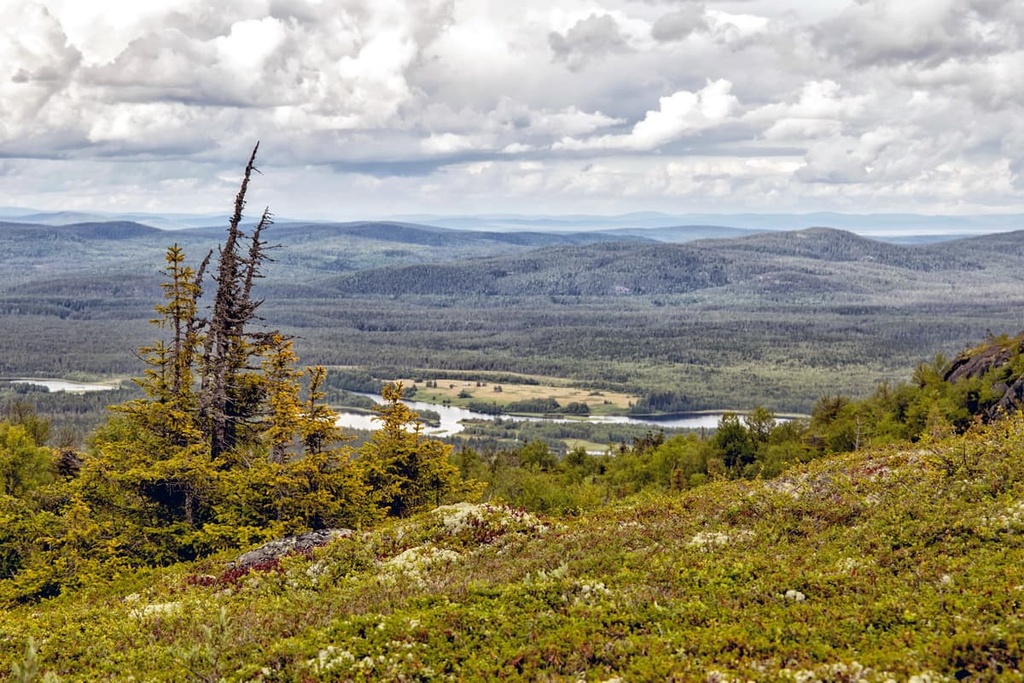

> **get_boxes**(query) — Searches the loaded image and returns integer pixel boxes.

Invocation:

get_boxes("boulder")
[228,528,353,570]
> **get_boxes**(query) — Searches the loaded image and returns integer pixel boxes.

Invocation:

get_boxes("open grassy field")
[397,375,641,414]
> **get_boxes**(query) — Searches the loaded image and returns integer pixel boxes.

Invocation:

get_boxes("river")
[336,394,734,436]
[4,378,765,436]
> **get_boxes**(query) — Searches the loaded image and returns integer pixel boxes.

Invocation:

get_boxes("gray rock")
[229,528,353,570]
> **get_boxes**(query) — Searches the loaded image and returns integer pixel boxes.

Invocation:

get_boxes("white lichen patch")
[687,530,754,552]
[128,601,182,619]
[564,579,612,605]
[315,639,432,679]
[764,478,805,500]
[907,672,946,683]
[379,544,461,586]
[432,502,549,537]
[991,499,1024,531]
[705,670,751,683]
[780,661,892,682]
[307,646,355,674]
[779,661,945,683]
[837,557,861,573]
[386,545,461,574]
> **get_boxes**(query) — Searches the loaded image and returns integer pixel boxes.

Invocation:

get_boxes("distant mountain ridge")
[391,210,1024,239]
[260,221,649,247]
[3,206,1022,242]
[328,242,729,297]
[697,226,980,271]
[0,220,162,240]
[1,213,1022,302]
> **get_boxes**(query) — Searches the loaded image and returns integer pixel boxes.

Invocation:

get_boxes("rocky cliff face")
[943,333,1024,419]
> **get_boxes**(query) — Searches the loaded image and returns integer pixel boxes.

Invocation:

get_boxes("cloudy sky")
[2,0,1023,220]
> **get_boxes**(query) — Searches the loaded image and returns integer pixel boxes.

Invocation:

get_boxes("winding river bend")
[6,378,770,437]
[335,393,732,436]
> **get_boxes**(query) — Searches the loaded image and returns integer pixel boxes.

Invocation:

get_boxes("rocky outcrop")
[228,528,353,570]
[944,341,1017,384]
[993,377,1024,417]
[942,333,1024,419]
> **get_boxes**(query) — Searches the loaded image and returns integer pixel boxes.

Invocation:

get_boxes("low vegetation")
[3,416,1023,680]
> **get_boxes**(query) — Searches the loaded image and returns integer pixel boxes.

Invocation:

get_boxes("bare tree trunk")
[200,143,274,459]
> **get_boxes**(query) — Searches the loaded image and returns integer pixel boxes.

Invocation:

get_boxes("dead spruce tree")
[121,142,337,462]
[199,142,277,458]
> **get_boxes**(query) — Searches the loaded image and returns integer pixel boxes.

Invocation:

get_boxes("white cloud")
[706,10,770,42]
[651,7,707,42]
[817,0,1023,67]
[751,80,869,141]
[420,133,481,155]
[215,17,288,75]
[555,79,739,151]
[2,0,1024,216]
[0,3,82,147]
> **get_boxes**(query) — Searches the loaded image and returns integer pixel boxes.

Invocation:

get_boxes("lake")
[8,378,119,393]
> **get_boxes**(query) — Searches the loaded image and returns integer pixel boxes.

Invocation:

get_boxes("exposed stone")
[994,375,1024,418]
[228,528,353,569]
[944,340,1017,384]
[941,333,1024,419]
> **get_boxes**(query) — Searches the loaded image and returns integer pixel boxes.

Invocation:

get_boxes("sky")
[2,0,1023,221]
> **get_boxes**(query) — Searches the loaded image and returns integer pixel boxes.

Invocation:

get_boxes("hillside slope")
[4,220,1024,411]
[4,420,1023,681]
[329,242,729,297]
[323,226,1003,299]
[0,219,1017,301]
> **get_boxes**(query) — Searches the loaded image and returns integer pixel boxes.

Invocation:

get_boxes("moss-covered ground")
[4,418,1024,681]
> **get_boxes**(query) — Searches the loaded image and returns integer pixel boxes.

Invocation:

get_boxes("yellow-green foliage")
[359,383,482,518]
[4,416,1024,680]
[0,423,55,498]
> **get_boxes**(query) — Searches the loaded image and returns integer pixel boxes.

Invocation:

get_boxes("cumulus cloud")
[749,80,868,141]
[651,7,707,42]
[549,13,632,71]
[0,2,82,154]
[555,79,739,151]
[528,106,625,137]
[816,0,1023,68]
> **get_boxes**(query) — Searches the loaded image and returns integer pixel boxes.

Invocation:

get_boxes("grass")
[562,439,613,453]
[398,376,640,414]
[4,419,1024,681]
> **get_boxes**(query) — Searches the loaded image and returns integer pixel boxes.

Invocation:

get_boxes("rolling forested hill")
[327,243,729,297]
[321,226,1011,299]
[1,218,1024,412]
